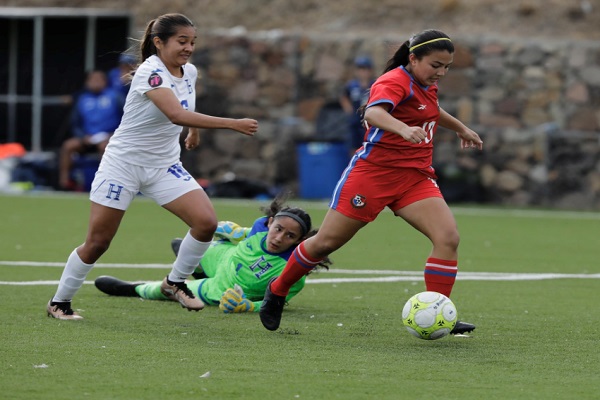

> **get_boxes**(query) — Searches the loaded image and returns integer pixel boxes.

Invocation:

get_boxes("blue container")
[296,142,348,199]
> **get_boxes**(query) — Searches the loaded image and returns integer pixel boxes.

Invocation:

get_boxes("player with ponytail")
[47,14,258,320]
[260,29,482,334]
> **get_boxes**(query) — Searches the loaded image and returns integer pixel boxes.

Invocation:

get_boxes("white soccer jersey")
[104,55,197,167]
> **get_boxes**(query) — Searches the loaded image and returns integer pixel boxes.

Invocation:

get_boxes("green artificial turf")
[1,194,598,399]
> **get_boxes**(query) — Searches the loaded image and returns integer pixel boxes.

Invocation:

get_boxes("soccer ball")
[402,291,457,340]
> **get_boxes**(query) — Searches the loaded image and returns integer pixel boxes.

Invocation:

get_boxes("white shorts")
[89,155,202,210]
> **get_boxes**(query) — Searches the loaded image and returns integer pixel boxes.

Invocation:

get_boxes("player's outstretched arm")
[146,88,258,136]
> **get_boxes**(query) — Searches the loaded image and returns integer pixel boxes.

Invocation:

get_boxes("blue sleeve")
[248,216,269,238]
[108,68,121,91]
[71,98,85,138]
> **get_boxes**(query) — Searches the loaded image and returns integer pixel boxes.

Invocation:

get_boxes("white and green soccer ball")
[402,291,457,340]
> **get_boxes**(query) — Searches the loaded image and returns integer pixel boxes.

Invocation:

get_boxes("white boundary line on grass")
[1,261,599,285]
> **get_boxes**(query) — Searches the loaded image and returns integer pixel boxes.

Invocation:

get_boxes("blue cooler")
[296,142,348,199]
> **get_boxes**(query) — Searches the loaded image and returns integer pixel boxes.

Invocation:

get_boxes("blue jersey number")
[167,164,192,181]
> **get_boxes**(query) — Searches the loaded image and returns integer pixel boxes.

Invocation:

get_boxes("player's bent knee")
[63,138,83,152]
[309,237,344,258]
[190,219,218,241]
[434,229,460,251]
[85,236,113,257]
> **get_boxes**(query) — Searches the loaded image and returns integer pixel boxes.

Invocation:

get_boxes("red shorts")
[329,159,443,222]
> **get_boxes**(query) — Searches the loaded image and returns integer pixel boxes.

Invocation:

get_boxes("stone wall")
[188,29,600,209]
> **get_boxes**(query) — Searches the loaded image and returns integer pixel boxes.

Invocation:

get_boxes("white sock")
[52,249,94,303]
[167,231,210,282]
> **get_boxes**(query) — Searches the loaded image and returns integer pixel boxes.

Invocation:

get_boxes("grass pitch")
[1,193,599,399]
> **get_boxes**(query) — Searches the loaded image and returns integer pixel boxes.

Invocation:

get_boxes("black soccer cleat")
[450,320,476,335]
[94,275,142,297]
[259,277,286,331]
[171,238,183,257]
[47,300,83,320]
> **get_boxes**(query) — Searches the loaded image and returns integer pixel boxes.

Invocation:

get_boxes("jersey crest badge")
[148,73,163,88]
[351,194,366,208]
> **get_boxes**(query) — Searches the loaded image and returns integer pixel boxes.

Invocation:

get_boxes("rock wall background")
[186,31,600,209]
[4,0,600,208]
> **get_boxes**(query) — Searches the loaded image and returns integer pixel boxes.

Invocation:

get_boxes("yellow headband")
[409,37,452,52]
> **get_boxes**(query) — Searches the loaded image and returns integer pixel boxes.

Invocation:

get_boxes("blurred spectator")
[339,56,376,152]
[107,53,137,97]
[58,70,124,190]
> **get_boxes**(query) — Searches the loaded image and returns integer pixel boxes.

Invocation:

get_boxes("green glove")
[219,284,255,313]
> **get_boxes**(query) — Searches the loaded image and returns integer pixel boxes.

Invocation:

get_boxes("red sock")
[424,257,458,298]
[271,241,322,296]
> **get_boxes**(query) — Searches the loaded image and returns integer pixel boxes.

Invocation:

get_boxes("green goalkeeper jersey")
[136,217,306,311]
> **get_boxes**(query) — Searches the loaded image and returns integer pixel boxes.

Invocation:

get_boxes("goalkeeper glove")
[219,284,255,313]
[214,221,250,244]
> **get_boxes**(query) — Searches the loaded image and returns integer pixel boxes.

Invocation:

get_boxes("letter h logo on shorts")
[105,184,124,201]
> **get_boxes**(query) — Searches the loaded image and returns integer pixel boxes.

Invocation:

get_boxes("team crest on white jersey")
[148,73,163,88]
[351,194,366,208]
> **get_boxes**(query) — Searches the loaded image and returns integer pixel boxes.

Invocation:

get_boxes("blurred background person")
[108,53,137,97]
[339,56,376,153]
[58,70,124,190]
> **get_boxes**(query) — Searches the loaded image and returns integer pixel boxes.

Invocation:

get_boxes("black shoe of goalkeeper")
[451,320,476,335]
[95,276,142,297]
[259,277,286,331]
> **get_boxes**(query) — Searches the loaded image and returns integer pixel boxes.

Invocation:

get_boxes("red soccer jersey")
[357,66,440,172]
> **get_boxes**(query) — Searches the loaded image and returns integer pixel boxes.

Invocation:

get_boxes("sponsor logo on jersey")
[418,104,427,110]
[148,73,163,88]
[351,194,366,208]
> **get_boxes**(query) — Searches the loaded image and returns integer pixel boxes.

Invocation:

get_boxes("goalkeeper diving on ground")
[94,196,331,313]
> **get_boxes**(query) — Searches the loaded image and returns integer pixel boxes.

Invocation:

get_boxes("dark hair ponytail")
[383,40,411,73]
[383,29,453,73]
[140,19,157,61]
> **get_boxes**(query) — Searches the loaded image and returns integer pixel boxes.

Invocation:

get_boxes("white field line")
[1,261,599,285]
